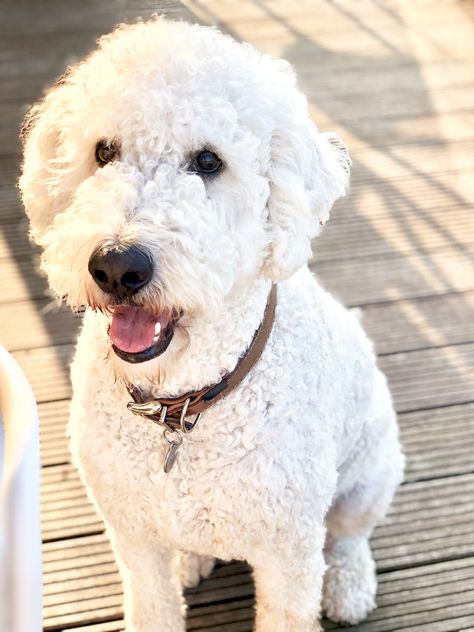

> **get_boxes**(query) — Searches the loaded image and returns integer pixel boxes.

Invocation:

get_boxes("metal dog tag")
[164,442,180,473]
[163,429,183,473]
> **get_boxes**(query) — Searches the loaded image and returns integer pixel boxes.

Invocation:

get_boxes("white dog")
[20,18,404,632]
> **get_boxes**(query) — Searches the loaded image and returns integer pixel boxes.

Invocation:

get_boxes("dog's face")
[20,19,350,367]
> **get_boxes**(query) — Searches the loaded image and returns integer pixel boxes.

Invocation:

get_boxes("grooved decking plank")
[329,603,474,632]
[187,0,474,30]
[4,146,473,225]
[42,551,474,631]
[379,343,474,413]
[400,402,474,442]
[3,69,474,136]
[5,196,474,268]
[0,256,48,303]
[348,145,474,184]
[4,109,474,161]
[4,184,474,276]
[13,344,73,402]
[38,405,474,480]
[0,299,81,351]
[56,623,124,632]
[318,209,474,262]
[40,471,474,535]
[43,605,124,631]
[4,55,474,108]
[343,112,474,152]
[312,248,474,306]
[3,246,474,307]
[255,25,474,66]
[361,293,474,356]
[3,288,474,356]
[41,466,103,542]
[40,459,474,568]
[15,340,474,412]
[307,83,474,124]
[40,418,71,466]
[0,214,38,257]
[38,398,474,480]
[2,0,192,38]
[8,200,474,271]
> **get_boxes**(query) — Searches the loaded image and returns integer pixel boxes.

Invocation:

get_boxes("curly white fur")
[20,18,404,631]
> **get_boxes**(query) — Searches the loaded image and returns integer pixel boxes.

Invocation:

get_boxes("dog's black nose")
[88,245,153,297]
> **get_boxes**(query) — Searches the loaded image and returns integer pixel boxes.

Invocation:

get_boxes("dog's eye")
[95,139,120,166]
[190,150,223,175]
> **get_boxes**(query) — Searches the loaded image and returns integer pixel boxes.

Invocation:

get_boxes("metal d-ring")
[163,428,183,447]
[179,398,203,434]
[158,404,173,431]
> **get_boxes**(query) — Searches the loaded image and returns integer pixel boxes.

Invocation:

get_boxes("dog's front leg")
[252,542,325,632]
[109,530,185,632]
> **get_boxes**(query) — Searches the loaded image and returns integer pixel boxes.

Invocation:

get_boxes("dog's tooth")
[154,322,162,339]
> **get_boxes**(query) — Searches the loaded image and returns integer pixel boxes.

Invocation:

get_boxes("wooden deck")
[2,0,474,629]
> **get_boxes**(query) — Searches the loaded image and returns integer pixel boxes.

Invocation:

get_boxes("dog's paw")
[322,537,376,625]
[178,552,215,589]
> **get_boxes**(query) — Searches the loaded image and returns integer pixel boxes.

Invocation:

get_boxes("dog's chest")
[72,372,334,558]
[74,382,285,551]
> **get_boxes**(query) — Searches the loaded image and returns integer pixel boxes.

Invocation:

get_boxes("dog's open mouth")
[109,306,177,364]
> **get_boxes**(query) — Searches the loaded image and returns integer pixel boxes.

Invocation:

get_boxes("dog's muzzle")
[88,244,177,364]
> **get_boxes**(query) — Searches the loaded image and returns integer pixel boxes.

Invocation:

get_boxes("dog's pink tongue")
[110,307,168,353]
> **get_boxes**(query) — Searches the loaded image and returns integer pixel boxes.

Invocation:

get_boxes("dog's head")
[20,18,350,367]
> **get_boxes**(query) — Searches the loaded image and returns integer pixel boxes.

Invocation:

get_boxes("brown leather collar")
[126,285,277,435]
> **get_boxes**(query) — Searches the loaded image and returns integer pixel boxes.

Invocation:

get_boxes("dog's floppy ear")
[19,77,74,243]
[262,118,350,281]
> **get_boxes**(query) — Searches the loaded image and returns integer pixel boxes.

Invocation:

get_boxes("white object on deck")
[0,345,42,632]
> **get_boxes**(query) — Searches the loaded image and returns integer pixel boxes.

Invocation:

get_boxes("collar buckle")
[127,397,203,472]
[127,400,162,416]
